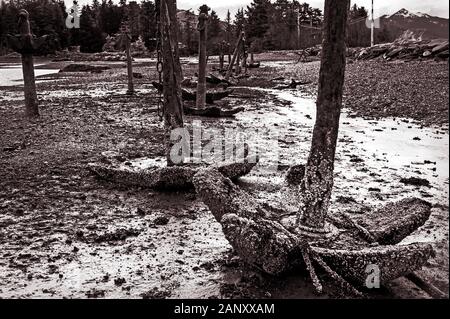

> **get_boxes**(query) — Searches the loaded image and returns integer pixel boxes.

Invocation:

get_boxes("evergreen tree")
[208,10,222,49]
[245,0,271,49]
[140,0,156,49]
[225,9,233,44]
[234,8,245,37]
[79,4,106,52]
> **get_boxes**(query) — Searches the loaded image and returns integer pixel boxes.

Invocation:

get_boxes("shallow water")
[0,64,60,86]
[227,88,449,206]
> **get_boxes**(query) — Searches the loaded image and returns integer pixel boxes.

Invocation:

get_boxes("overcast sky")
[70,0,450,19]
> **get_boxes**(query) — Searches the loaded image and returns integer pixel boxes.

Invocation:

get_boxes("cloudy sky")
[70,0,449,19]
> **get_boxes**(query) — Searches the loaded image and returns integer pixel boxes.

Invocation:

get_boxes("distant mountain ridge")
[177,7,448,42]
[380,8,449,40]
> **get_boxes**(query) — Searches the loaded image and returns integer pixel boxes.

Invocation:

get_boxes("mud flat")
[0,55,448,298]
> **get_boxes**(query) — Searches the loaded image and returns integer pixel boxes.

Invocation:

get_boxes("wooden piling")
[297,0,350,231]
[124,24,134,95]
[160,0,185,166]
[225,31,244,81]
[196,5,208,109]
[22,53,39,117]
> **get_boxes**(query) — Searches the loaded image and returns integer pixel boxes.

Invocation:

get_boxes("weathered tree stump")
[6,9,47,118]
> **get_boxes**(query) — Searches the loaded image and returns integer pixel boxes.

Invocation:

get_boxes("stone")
[400,177,431,187]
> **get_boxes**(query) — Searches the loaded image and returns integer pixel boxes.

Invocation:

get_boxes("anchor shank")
[21,53,39,117]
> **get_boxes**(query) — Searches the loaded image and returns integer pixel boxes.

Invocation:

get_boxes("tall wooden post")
[241,34,248,74]
[7,10,42,118]
[21,53,38,117]
[227,42,231,68]
[370,0,375,47]
[196,5,208,109]
[160,0,184,166]
[225,31,244,81]
[123,24,134,95]
[219,41,225,70]
[297,0,349,231]
[235,50,241,76]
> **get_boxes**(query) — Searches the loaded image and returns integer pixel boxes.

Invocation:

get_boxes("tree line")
[0,0,393,56]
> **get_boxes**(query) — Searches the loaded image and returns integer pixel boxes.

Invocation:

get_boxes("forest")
[0,0,393,55]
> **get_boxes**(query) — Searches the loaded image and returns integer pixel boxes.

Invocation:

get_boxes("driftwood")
[152,81,233,104]
[193,168,435,293]
[351,39,449,61]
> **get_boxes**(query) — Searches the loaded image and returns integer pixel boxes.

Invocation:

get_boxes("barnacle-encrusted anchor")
[192,167,436,297]
[88,149,258,190]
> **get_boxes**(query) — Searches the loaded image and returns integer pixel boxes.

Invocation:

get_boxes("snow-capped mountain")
[381,9,448,39]
[386,8,432,19]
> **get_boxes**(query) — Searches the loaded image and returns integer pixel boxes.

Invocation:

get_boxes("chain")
[155,0,163,121]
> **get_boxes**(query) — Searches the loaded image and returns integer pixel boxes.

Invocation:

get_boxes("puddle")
[0,64,60,87]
